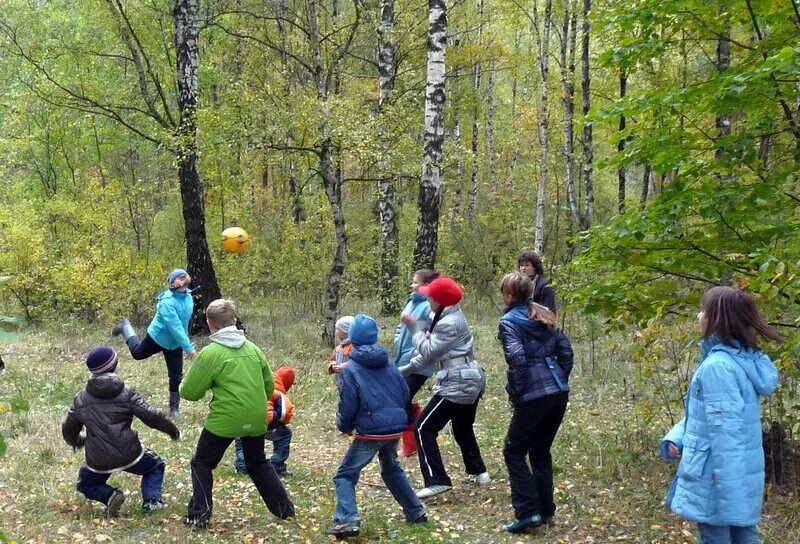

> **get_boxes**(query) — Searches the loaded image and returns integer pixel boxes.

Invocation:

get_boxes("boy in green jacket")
[180,299,295,528]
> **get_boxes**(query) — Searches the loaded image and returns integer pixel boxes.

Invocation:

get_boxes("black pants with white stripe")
[414,394,486,487]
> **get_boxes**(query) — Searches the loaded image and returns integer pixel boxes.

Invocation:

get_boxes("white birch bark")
[533,0,552,255]
[413,0,447,269]
[377,0,400,314]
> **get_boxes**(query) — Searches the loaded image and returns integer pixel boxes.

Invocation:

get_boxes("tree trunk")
[640,163,652,207]
[485,67,497,197]
[320,138,347,345]
[561,0,581,230]
[451,38,463,230]
[173,0,221,333]
[715,10,731,165]
[617,69,627,214]
[305,0,349,344]
[413,0,447,270]
[533,0,552,255]
[377,0,400,315]
[580,0,593,228]
[467,0,483,221]
[278,0,304,223]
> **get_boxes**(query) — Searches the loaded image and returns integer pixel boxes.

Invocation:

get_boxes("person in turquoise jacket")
[392,269,438,457]
[112,268,195,418]
[180,298,294,528]
[661,286,783,544]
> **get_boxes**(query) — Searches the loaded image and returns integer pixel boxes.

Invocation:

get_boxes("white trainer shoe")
[475,472,492,485]
[415,485,452,499]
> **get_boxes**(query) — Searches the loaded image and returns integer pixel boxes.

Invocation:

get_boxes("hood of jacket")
[702,337,778,396]
[209,325,247,348]
[274,367,295,392]
[350,344,389,369]
[502,304,552,338]
[86,373,125,399]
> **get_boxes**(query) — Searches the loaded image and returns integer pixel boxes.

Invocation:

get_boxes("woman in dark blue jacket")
[498,272,573,534]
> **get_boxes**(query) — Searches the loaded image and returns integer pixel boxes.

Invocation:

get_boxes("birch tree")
[413,0,447,270]
[377,0,400,314]
[533,0,552,254]
[173,0,222,330]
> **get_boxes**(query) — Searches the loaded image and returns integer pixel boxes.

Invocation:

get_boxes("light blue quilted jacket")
[661,338,778,526]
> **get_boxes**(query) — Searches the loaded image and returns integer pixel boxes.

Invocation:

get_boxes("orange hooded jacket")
[268,367,295,426]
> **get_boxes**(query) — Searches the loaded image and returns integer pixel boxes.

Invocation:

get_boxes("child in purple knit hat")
[62,346,180,517]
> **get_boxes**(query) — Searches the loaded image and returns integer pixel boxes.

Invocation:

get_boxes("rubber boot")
[111,318,137,341]
[169,391,180,419]
[399,402,423,458]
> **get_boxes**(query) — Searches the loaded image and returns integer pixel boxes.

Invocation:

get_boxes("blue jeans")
[234,424,293,474]
[77,450,165,504]
[333,438,425,523]
[697,523,760,544]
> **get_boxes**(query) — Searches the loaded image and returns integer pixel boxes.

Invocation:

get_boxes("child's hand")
[186,351,196,361]
[666,441,681,459]
[400,314,416,327]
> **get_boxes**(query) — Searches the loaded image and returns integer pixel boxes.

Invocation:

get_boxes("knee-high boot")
[169,391,181,419]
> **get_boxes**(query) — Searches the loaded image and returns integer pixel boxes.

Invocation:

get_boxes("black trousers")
[503,393,568,520]
[414,394,486,487]
[404,373,429,399]
[126,333,183,393]
[187,429,295,521]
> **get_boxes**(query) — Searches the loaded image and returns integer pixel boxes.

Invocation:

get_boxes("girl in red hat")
[399,277,490,499]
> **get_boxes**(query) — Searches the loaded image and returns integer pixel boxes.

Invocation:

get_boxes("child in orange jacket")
[234,367,295,476]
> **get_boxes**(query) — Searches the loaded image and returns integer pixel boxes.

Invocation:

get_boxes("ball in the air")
[221,227,250,253]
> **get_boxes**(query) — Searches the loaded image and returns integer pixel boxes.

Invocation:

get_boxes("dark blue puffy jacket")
[499,305,573,405]
[336,344,412,436]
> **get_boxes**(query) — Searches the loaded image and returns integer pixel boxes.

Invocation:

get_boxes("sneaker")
[502,514,544,533]
[142,500,166,513]
[182,514,210,529]
[544,515,556,526]
[406,514,428,524]
[475,472,491,485]
[104,489,125,518]
[327,520,360,537]
[275,470,293,478]
[415,485,452,499]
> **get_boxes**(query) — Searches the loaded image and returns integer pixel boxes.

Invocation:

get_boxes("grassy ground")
[1,301,798,543]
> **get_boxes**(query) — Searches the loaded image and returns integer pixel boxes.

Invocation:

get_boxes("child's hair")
[414,269,440,285]
[206,299,237,330]
[501,272,557,329]
[701,286,783,349]
[517,251,544,276]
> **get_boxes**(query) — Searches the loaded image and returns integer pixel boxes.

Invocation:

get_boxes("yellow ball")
[221,227,250,254]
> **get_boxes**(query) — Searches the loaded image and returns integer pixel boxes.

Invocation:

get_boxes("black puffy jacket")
[62,373,178,472]
[499,307,573,405]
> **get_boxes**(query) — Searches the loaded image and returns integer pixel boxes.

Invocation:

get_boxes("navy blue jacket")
[336,344,412,436]
[499,305,573,405]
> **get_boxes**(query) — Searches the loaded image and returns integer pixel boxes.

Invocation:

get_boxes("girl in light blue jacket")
[112,268,196,418]
[661,286,783,544]
[393,269,438,457]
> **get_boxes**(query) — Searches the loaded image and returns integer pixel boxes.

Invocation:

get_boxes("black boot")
[169,391,181,419]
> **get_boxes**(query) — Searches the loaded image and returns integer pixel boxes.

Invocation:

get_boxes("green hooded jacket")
[180,326,274,438]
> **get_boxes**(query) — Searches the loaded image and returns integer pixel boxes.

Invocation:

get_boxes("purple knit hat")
[86,346,118,375]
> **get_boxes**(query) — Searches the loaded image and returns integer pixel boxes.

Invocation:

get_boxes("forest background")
[0,0,800,542]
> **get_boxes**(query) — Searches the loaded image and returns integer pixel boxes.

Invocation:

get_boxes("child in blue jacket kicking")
[661,286,783,544]
[112,268,196,417]
[329,314,427,538]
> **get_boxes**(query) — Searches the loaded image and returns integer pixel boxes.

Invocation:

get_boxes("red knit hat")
[420,277,463,306]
